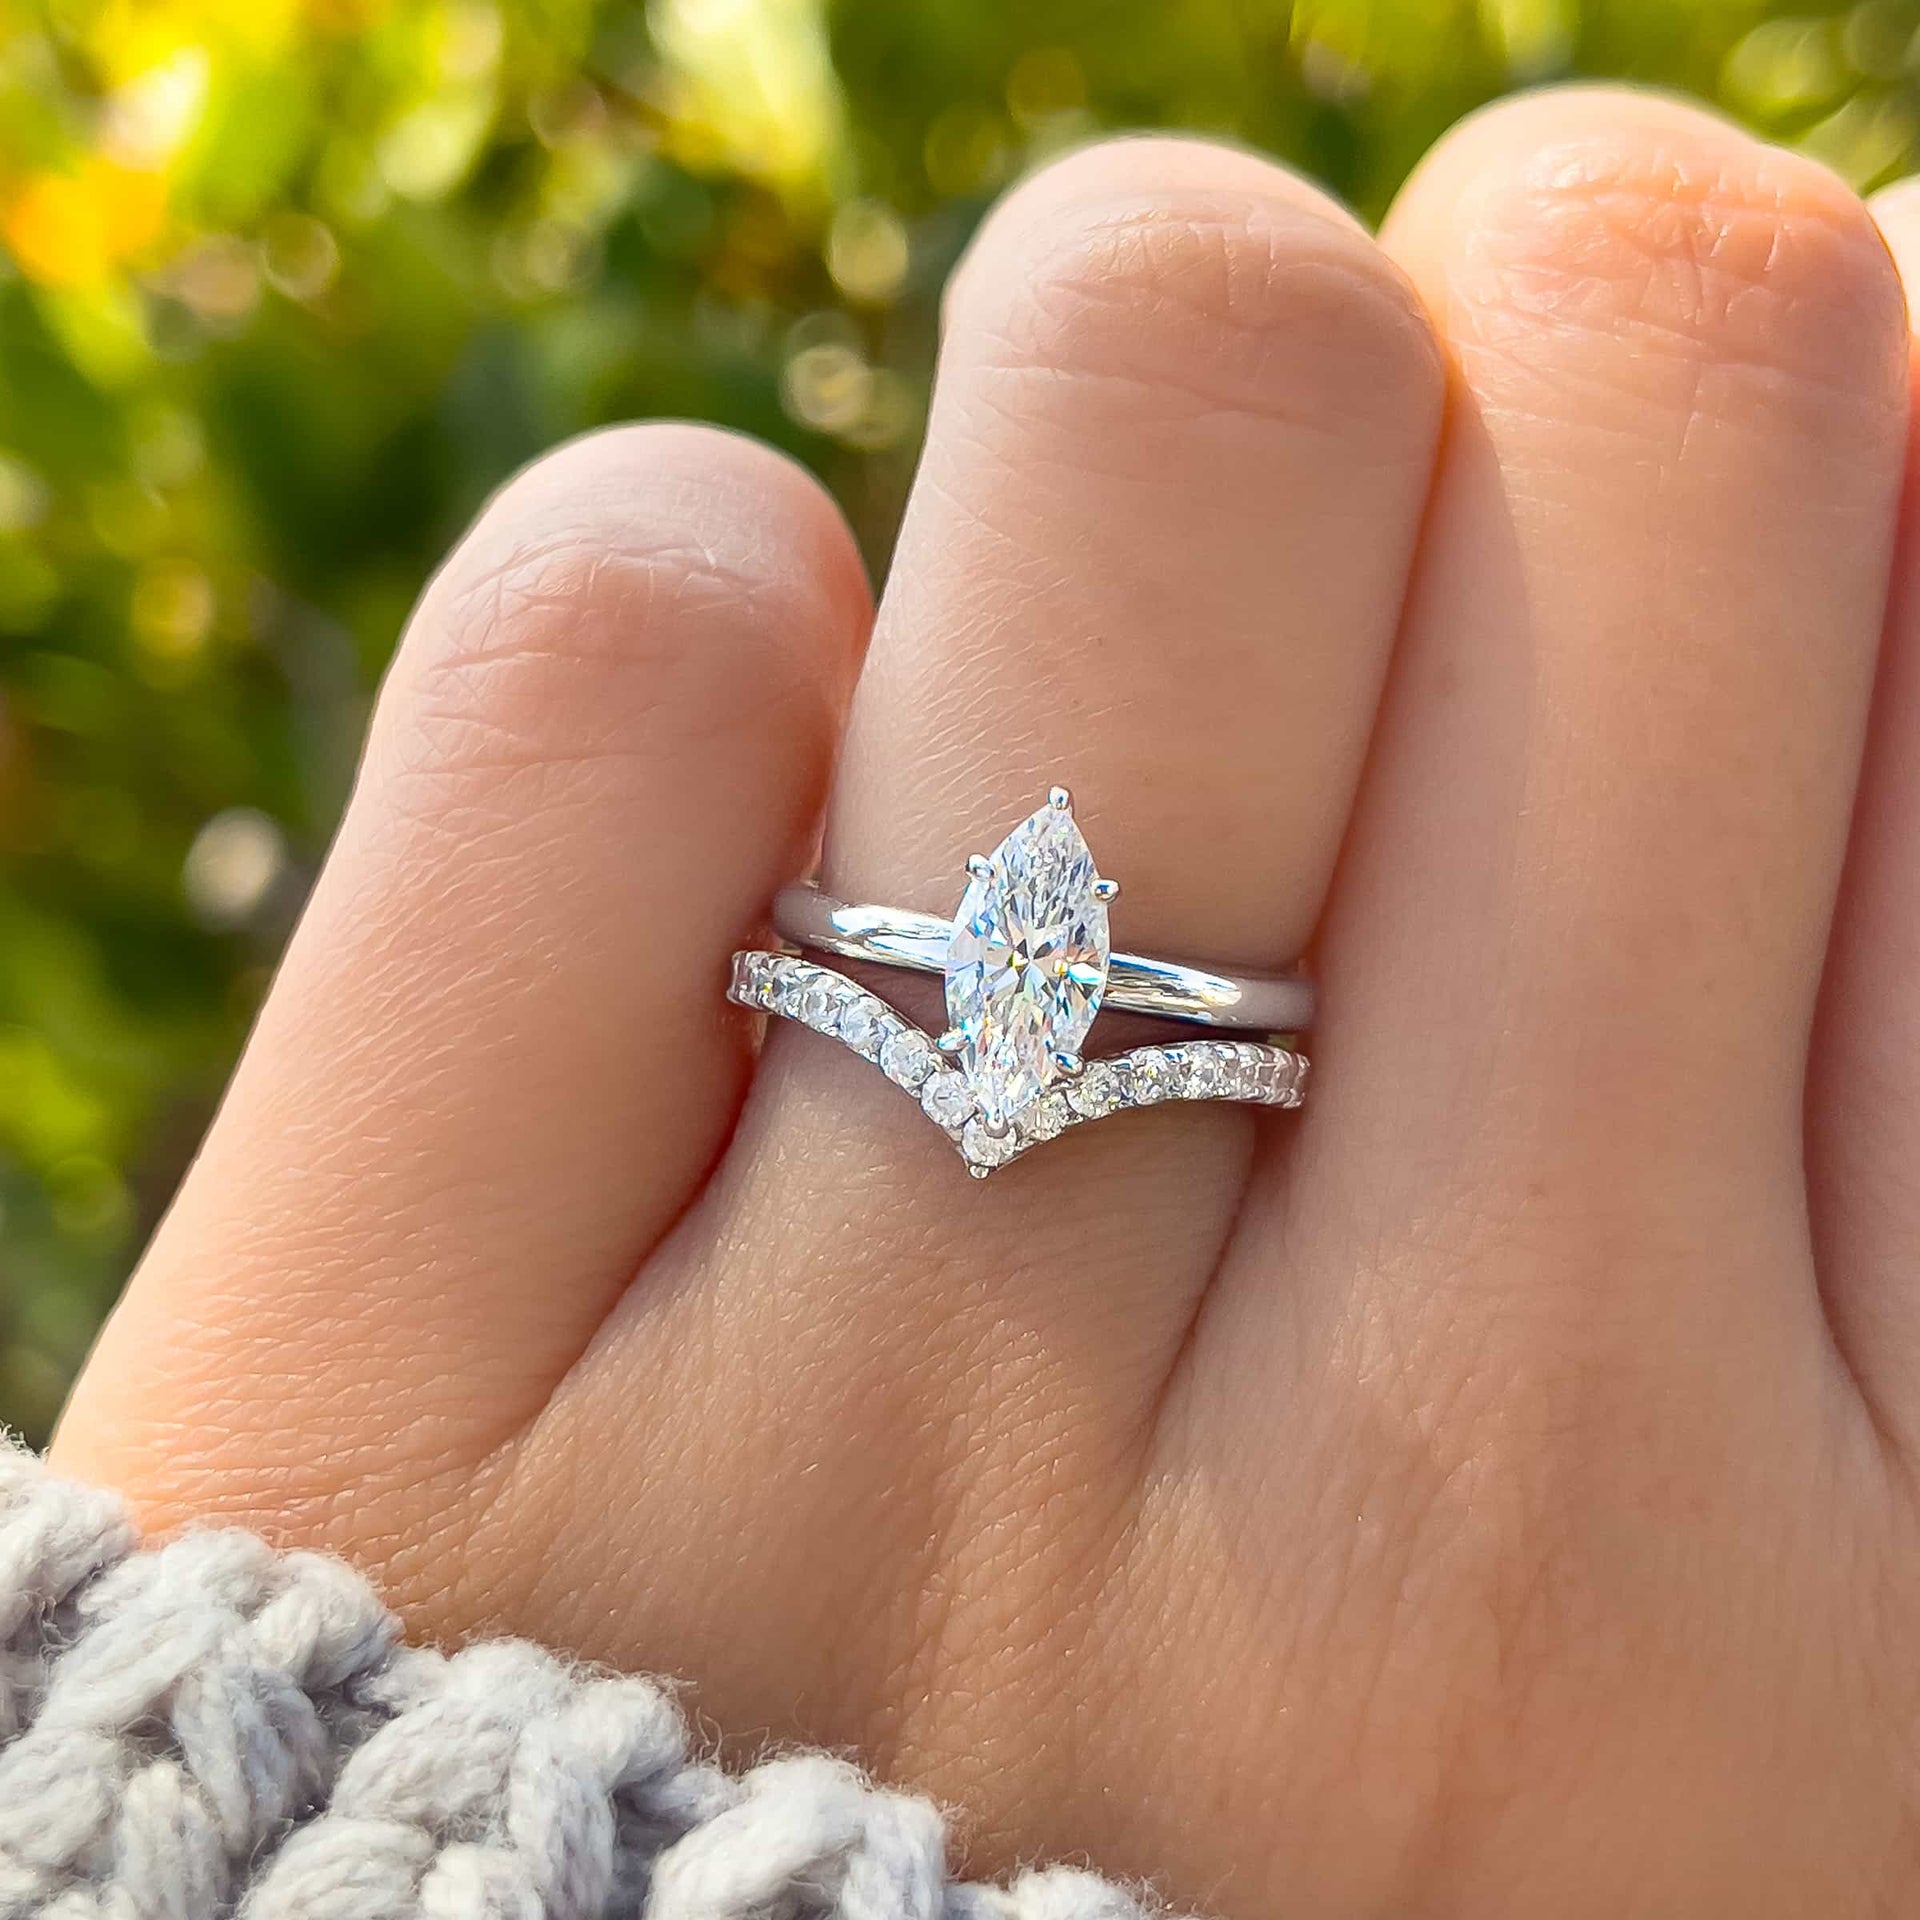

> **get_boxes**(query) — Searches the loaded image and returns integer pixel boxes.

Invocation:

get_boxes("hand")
[52,87,1920,1917]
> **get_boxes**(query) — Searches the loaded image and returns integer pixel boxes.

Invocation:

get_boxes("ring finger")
[512,134,1444,1752]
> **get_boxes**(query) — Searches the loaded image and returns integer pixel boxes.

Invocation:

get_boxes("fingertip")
[1873,179,1920,320]
[376,423,870,812]
[427,421,872,688]
[1383,85,1745,251]
[944,132,1383,326]
[936,134,1441,459]
[1383,83,1906,414]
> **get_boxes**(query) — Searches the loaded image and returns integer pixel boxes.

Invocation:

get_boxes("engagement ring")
[730,787,1311,1177]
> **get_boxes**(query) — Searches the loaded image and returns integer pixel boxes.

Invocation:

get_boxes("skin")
[47,85,1920,1915]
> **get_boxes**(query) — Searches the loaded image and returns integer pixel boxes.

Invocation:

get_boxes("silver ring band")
[774,883,1314,1033]
[730,950,1307,1177]
[739,786,1313,1179]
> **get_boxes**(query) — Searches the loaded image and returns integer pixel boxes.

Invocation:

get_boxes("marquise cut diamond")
[944,798,1110,1130]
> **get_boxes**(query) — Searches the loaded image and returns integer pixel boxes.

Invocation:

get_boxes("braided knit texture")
[0,1444,1161,1920]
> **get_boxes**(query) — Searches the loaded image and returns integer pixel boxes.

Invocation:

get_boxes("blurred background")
[0,0,1913,1442]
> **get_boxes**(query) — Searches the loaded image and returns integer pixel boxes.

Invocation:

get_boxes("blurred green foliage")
[0,0,1912,1440]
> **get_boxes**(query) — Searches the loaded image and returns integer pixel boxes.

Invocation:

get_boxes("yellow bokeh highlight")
[2,160,167,289]
[649,0,847,200]
[1478,0,1575,77]
[73,0,301,84]
[826,198,908,303]
[131,559,216,663]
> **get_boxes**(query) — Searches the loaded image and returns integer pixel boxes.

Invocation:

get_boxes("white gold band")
[773,883,1314,1033]
[730,949,1308,1178]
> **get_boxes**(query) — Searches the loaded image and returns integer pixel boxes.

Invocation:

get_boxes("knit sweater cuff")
[0,1441,1158,1919]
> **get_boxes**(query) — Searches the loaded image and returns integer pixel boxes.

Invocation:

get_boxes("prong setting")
[728,949,1308,1178]
[946,789,1107,1131]
[736,781,1308,1178]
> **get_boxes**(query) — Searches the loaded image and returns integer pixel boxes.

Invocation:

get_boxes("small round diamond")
[921,1072,975,1129]
[800,981,838,1030]
[961,1117,1018,1169]
[1068,1062,1122,1118]
[1209,1045,1247,1095]
[881,1030,937,1090]
[1275,1052,1306,1104]
[1184,1048,1227,1098]
[1128,1050,1172,1104]
[836,999,881,1054]
[1024,1093,1069,1142]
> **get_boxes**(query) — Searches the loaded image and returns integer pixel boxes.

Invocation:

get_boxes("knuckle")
[446,423,842,647]
[1447,106,1905,410]
[952,160,1440,438]
[379,425,852,789]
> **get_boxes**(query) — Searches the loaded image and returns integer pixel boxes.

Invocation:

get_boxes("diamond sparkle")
[920,1072,975,1129]
[726,949,1306,1173]
[944,795,1111,1131]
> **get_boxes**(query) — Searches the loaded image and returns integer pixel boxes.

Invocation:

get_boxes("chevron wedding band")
[728,786,1312,1179]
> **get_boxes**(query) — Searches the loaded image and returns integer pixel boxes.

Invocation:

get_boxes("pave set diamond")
[728,949,1307,1177]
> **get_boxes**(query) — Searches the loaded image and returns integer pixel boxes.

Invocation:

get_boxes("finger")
[507,136,1442,1747]
[55,425,870,1526]
[753,132,1441,1342]
[834,136,1439,965]
[1806,181,1920,1452]
[1232,93,1906,1399]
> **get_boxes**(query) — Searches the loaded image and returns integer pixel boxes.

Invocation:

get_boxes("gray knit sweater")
[0,1443,1154,1919]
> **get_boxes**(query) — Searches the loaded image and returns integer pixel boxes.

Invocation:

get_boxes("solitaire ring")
[729,786,1311,1179]
[773,889,1313,1031]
